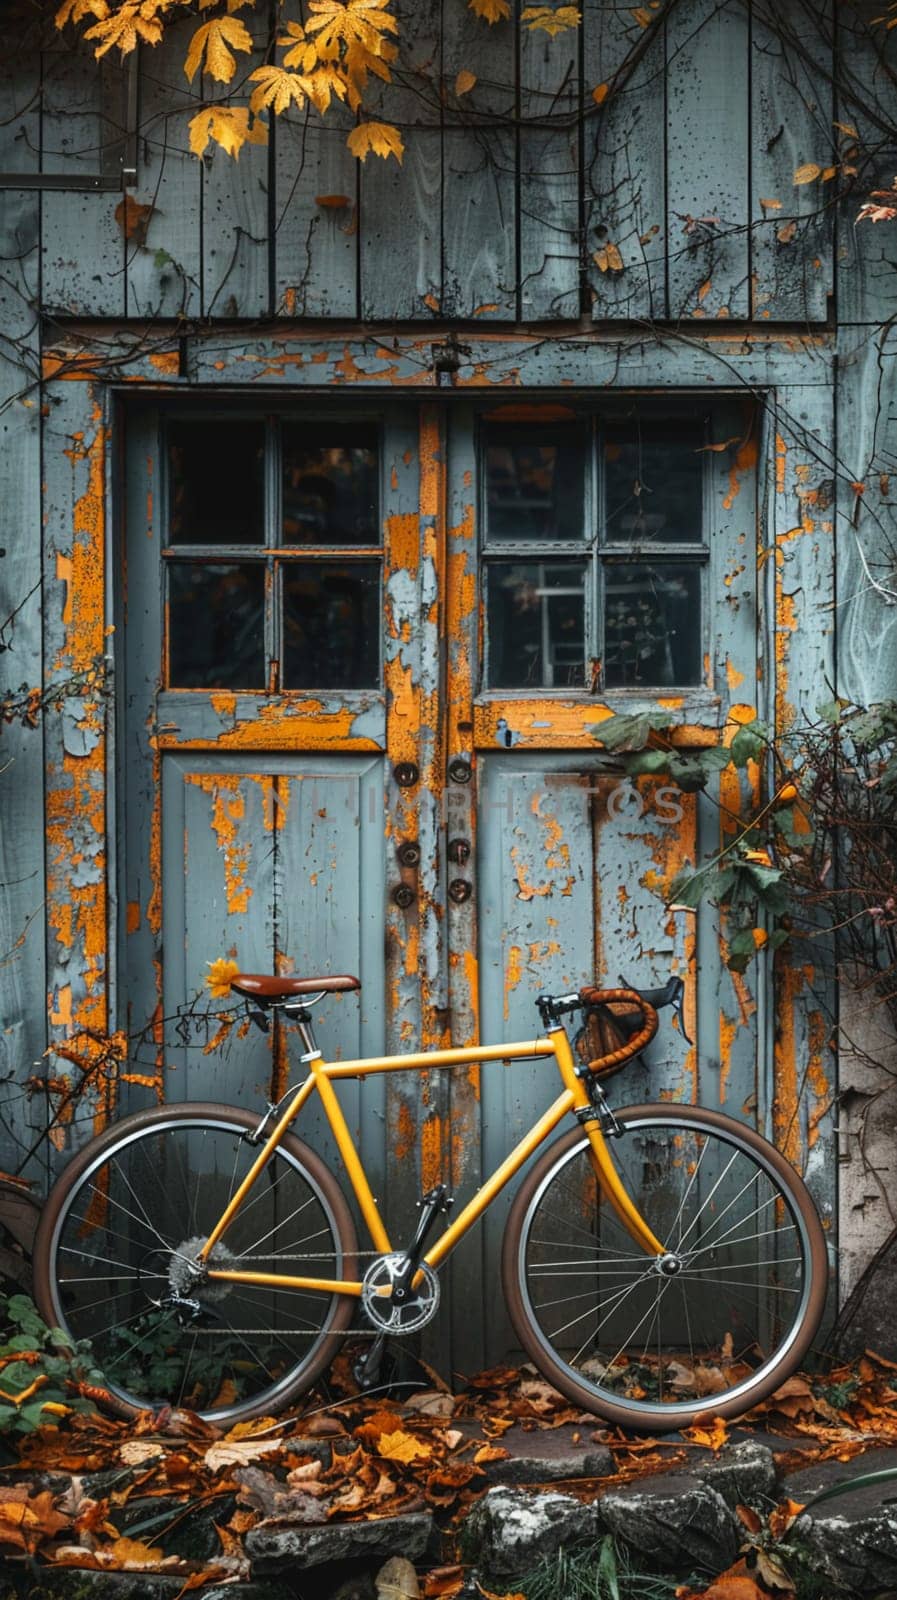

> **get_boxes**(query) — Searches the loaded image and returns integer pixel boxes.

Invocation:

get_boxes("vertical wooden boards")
[41,375,112,1172]
[360,0,442,320]
[518,10,580,321]
[836,329,897,705]
[277,759,386,1186]
[0,189,46,1181]
[584,0,667,320]
[478,754,596,1359]
[126,20,202,319]
[836,1,897,325]
[444,407,484,1373]
[768,384,837,1221]
[442,2,517,320]
[273,112,358,318]
[666,0,750,320]
[751,0,834,322]
[590,776,697,1102]
[161,758,277,1102]
[202,8,271,318]
[0,0,41,177]
[41,46,124,316]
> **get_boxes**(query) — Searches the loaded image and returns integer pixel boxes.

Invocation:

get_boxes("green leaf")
[668,865,708,909]
[597,1534,621,1600]
[817,697,849,725]
[624,749,671,775]
[592,711,673,751]
[667,759,712,792]
[730,720,768,768]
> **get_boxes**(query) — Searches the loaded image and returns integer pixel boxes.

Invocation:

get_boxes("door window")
[481,411,710,691]
[164,416,382,692]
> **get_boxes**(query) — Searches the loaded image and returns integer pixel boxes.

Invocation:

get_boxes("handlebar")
[537,973,690,1077]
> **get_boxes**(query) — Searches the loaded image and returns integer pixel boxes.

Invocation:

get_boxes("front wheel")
[502,1105,828,1431]
[33,1102,358,1426]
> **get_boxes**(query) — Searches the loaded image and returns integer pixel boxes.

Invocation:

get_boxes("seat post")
[294,1008,319,1058]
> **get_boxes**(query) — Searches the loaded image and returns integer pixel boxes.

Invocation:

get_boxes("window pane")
[282,425,379,545]
[603,562,702,687]
[485,428,585,541]
[486,562,586,688]
[604,423,704,545]
[168,563,265,688]
[283,563,380,689]
[168,420,265,545]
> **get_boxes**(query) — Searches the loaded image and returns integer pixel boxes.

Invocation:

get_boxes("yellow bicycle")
[33,972,827,1432]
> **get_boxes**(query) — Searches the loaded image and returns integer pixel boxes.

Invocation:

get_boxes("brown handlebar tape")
[578,987,659,1075]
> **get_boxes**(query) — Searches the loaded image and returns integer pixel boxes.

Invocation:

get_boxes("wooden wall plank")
[273,113,358,318]
[360,0,442,320]
[126,20,202,319]
[836,329,897,704]
[751,0,834,323]
[836,1,897,325]
[41,375,112,1172]
[0,1,41,176]
[202,9,271,318]
[41,44,124,316]
[583,0,667,320]
[0,190,46,1182]
[518,10,580,320]
[666,0,750,320]
[768,384,837,1221]
[441,1,517,320]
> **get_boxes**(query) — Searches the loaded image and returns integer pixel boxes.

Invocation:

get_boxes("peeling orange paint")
[394,1100,415,1163]
[504,944,523,1021]
[722,435,758,511]
[147,350,180,377]
[420,1114,443,1190]
[184,774,253,916]
[388,512,420,577]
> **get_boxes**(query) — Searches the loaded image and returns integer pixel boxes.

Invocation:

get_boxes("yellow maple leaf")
[205,957,241,997]
[189,107,267,160]
[468,0,511,20]
[521,5,581,36]
[376,1428,432,1463]
[305,0,398,56]
[346,120,404,163]
[279,19,321,73]
[185,15,253,84]
[84,8,164,56]
[55,0,108,28]
[455,68,477,96]
[249,65,316,115]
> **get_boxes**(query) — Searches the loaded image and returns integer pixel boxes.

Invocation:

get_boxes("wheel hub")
[655,1252,683,1277]
[168,1236,236,1303]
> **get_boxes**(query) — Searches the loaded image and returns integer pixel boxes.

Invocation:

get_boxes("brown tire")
[502,1104,829,1432]
[33,1101,358,1425]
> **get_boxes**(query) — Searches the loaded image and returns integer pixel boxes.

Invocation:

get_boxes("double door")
[121,394,759,1368]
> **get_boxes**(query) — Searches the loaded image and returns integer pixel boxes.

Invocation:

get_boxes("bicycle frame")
[197,1022,665,1295]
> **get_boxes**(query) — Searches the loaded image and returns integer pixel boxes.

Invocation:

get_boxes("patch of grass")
[502,1536,701,1600]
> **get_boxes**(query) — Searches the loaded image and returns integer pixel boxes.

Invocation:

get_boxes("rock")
[692,1440,778,1510]
[482,1425,614,1486]
[246,1510,434,1573]
[779,1449,897,1596]
[598,1473,740,1572]
[10,1577,292,1600]
[460,1485,604,1579]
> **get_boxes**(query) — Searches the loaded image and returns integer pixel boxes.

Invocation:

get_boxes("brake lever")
[670,977,693,1047]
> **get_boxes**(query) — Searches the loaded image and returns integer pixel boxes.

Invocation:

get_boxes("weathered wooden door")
[121,402,434,1200]
[443,396,762,1370]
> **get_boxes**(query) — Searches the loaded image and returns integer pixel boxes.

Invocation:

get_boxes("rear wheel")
[502,1104,828,1431]
[33,1102,358,1425]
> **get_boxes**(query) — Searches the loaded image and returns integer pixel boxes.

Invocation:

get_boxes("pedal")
[353,1332,387,1390]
